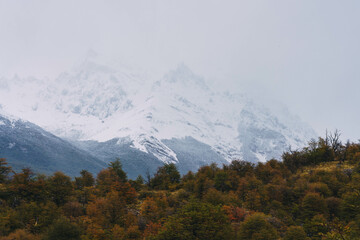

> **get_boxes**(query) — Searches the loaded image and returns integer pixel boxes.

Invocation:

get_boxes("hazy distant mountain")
[0,54,317,177]
[0,114,106,176]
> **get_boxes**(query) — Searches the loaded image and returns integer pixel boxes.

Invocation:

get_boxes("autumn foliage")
[0,135,360,239]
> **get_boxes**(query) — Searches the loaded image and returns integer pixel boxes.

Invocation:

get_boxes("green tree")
[150,163,180,190]
[109,158,127,183]
[153,201,233,240]
[0,158,11,183]
[14,201,59,234]
[227,160,254,178]
[42,218,81,240]
[47,172,73,206]
[214,171,231,192]
[238,213,279,240]
[8,168,47,204]
[303,214,328,239]
[129,175,144,191]
[75,170,94,190]
[283,226,309,240]
[341,191,360,221]
[203,188,225,206]
[0,228,40,240]
[302,192,328,220]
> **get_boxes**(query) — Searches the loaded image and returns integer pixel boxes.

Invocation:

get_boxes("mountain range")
[0,54,317,178]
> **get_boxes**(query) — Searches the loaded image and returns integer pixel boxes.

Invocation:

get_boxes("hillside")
[0,114,106,176]
[0,135,359,239]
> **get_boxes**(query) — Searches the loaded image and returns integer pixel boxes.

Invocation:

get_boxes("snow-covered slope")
[0,112,106,176]
[0,55,317,174]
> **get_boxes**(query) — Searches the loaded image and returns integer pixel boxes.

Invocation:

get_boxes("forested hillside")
[0,134,360,239]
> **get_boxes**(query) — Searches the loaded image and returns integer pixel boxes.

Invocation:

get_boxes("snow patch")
[8,142,16,149]
[255,152,267,162]
[130,136,149,154]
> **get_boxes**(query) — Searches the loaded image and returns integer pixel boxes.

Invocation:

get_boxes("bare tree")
[327,129,346,163]
[327,129,342,153]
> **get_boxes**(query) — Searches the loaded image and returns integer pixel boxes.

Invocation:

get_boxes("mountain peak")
[175,62,193,74]
[85,49,99,60]
[164,63,192,82]
[163,63,209,90]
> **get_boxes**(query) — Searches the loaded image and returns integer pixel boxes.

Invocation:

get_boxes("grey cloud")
[0,0,359,141]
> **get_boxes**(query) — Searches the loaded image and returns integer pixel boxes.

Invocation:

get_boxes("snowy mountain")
[0,113,106,176]
[0,54,317,177]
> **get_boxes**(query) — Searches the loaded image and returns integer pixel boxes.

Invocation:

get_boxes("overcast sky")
[0,0,359,141]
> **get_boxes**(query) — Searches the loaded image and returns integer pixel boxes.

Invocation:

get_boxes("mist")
[0,0,359,141]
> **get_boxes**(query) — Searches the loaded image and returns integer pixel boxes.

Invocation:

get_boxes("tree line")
[0,133,360,239]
